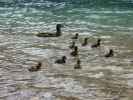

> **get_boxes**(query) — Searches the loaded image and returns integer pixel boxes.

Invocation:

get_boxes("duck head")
[56,24,63,36]
[75,33,79,39]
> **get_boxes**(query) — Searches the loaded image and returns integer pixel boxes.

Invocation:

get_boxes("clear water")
[0,0,133,100]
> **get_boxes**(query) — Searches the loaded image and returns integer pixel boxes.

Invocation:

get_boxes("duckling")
[70,46,78,56]
[104,49,114,58]
[91,38,101,48]
[55,56,67,64]
[82,38,88,46]
[69,41,75,49]
[74,59,81,69]
[71,33,79,39]
[28,62,42,72]
[36,24,63,37]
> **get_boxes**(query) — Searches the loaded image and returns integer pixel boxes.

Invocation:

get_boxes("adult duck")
[36,24,63,37]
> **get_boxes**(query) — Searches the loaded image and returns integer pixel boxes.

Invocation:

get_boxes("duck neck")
[56,26,61,36]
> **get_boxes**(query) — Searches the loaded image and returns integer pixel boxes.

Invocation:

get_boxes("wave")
[0,0,133,9]
[0,0,133,35]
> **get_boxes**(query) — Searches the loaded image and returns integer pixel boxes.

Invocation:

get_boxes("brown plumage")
[70,46,78,56]
[104,49,114,58]
[71,33,79,39]
[55,56,67,64]
[74,59,81,69]
[91,38,101,48]
[36,24,63,37]
[82,38,88,46]
[28,62,42,72]
[69,41,75,49]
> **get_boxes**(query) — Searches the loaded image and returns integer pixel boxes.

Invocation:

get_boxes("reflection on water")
[0,32,133,100]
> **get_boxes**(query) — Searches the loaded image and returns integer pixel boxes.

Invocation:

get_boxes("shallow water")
[0,0,133,100]
[0,33,133,100]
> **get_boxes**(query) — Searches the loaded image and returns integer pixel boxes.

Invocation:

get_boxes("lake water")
[0,0,133,100]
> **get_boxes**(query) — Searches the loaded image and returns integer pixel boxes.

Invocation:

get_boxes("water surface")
[0,0,133,100]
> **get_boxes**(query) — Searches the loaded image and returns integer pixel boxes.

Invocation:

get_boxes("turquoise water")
[0,0,133,35]
[0,0,133,100]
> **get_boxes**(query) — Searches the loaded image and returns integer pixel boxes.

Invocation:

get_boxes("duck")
[28,62,42,72]
[74,59,81,69]
[71,33,79,39]
[104,49,114,57]
[36,24,63,37]
[70,46,78,56]
[69,41,75,49]
[82,37,88,46]
[91,38,101,48]
[55,56,67,64]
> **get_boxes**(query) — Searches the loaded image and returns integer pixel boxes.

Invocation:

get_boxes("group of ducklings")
[55,33,81,69]
[29,24,114,72]
[55,33,114,69]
